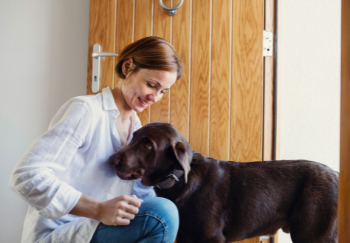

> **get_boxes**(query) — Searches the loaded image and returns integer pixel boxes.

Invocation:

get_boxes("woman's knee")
[139,197,179,230]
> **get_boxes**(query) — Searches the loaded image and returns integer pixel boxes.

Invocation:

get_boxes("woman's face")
[121,68,177,113]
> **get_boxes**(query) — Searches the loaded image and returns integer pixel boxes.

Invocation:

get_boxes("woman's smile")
[138,97,152,107]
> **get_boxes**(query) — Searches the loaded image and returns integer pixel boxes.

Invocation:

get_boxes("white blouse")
[9,87,155,243]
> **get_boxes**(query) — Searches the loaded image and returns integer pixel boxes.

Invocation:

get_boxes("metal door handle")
[92,52,118,58]
[159,0,184,16]
[91,43,118,93]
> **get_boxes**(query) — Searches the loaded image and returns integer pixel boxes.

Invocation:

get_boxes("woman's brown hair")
[116,36,182,80]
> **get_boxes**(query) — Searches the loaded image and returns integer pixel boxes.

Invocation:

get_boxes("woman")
[9,36,182,243]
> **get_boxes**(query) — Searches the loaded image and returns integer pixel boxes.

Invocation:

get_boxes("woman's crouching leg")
[90,197,179,243]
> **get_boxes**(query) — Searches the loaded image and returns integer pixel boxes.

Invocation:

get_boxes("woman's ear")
[122,57,134,76]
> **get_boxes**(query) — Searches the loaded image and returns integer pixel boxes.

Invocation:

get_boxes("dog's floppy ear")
[172,142,191,183]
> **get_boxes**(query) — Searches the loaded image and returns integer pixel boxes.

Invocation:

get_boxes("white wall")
[0,1,89,242]
[277,0,341,242]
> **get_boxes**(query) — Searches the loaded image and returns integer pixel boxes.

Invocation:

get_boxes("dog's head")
[109,122,192,186]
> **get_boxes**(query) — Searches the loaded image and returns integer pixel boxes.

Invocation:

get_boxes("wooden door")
[87,1,273,243]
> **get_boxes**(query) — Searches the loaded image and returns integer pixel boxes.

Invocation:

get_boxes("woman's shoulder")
[50,94,103,124]
[66,93,104,112]
[70,87,117,113]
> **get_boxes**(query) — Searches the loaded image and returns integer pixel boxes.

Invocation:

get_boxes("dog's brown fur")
[109,122,338,243]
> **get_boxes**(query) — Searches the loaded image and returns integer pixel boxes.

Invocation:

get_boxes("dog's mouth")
[109,153,145,181]
[116,170,142,180]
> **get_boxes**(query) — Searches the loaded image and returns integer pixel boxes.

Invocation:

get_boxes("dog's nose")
[109,153,122,167]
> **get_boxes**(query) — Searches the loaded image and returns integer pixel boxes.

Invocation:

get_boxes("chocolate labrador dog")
[109,122,338,243]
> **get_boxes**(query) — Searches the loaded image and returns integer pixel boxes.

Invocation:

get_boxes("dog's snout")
[109,153,123,167]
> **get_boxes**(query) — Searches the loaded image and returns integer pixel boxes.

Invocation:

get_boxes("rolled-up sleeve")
[131,179,156,199]
[9,98,91,219]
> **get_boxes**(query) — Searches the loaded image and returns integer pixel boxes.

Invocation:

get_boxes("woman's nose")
[147,91,162,103]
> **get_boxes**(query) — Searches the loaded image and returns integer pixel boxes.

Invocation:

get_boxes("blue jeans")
[90,197,179,243]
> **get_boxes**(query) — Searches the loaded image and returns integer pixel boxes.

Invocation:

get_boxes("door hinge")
[263,31,273,57]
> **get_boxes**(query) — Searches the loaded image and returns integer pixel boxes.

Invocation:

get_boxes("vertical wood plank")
[210,0,231,160]
[150,0,172,123]
[190,0,211,156]
[171,0,191,140]
[87,0,116,95]
[230,0,264,163]
[114,0,134,87]
[236,239,260,243]
[339,0,350,241]
[231,1,263,241]
[134,0,153,125]
[134,0,153,40]
[230,0,264,243]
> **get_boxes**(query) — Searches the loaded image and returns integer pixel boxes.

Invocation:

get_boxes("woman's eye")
[145,143,152,150]
[147,82,155,88]
[161,90,166,94]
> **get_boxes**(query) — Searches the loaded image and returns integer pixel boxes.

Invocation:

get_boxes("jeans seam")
[135,212,168,243]
[96,223,107,230]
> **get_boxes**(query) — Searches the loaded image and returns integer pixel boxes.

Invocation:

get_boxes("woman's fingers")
[114,211,136,226]
[116,196,141,214]
[124,204,139,215]
[98,195,143,226]
[123,195,143,207]
[115,216,131,226]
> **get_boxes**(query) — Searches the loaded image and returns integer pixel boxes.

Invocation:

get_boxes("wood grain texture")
[339,0,350,241]
[230,0,263,163]
[87,0,117,95]
[190,0,211,156]
[231,1,263,242]
[170,0,191,140]
[235,238,260,243]
[114,0,134,87]
[150,0,172,123]
[134,0,153,125]
[210,0,231,160]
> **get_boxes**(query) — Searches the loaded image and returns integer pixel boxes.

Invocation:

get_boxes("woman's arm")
[9,98,91,219]
[70,194,142,225]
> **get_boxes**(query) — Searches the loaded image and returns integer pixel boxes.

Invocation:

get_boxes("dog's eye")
[145,143,152,150]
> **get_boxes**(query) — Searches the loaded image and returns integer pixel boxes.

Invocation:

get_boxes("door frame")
[339,0,350,241]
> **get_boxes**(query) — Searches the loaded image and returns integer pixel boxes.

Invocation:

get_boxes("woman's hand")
[97,195,143,225]
[69,194,143,226]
